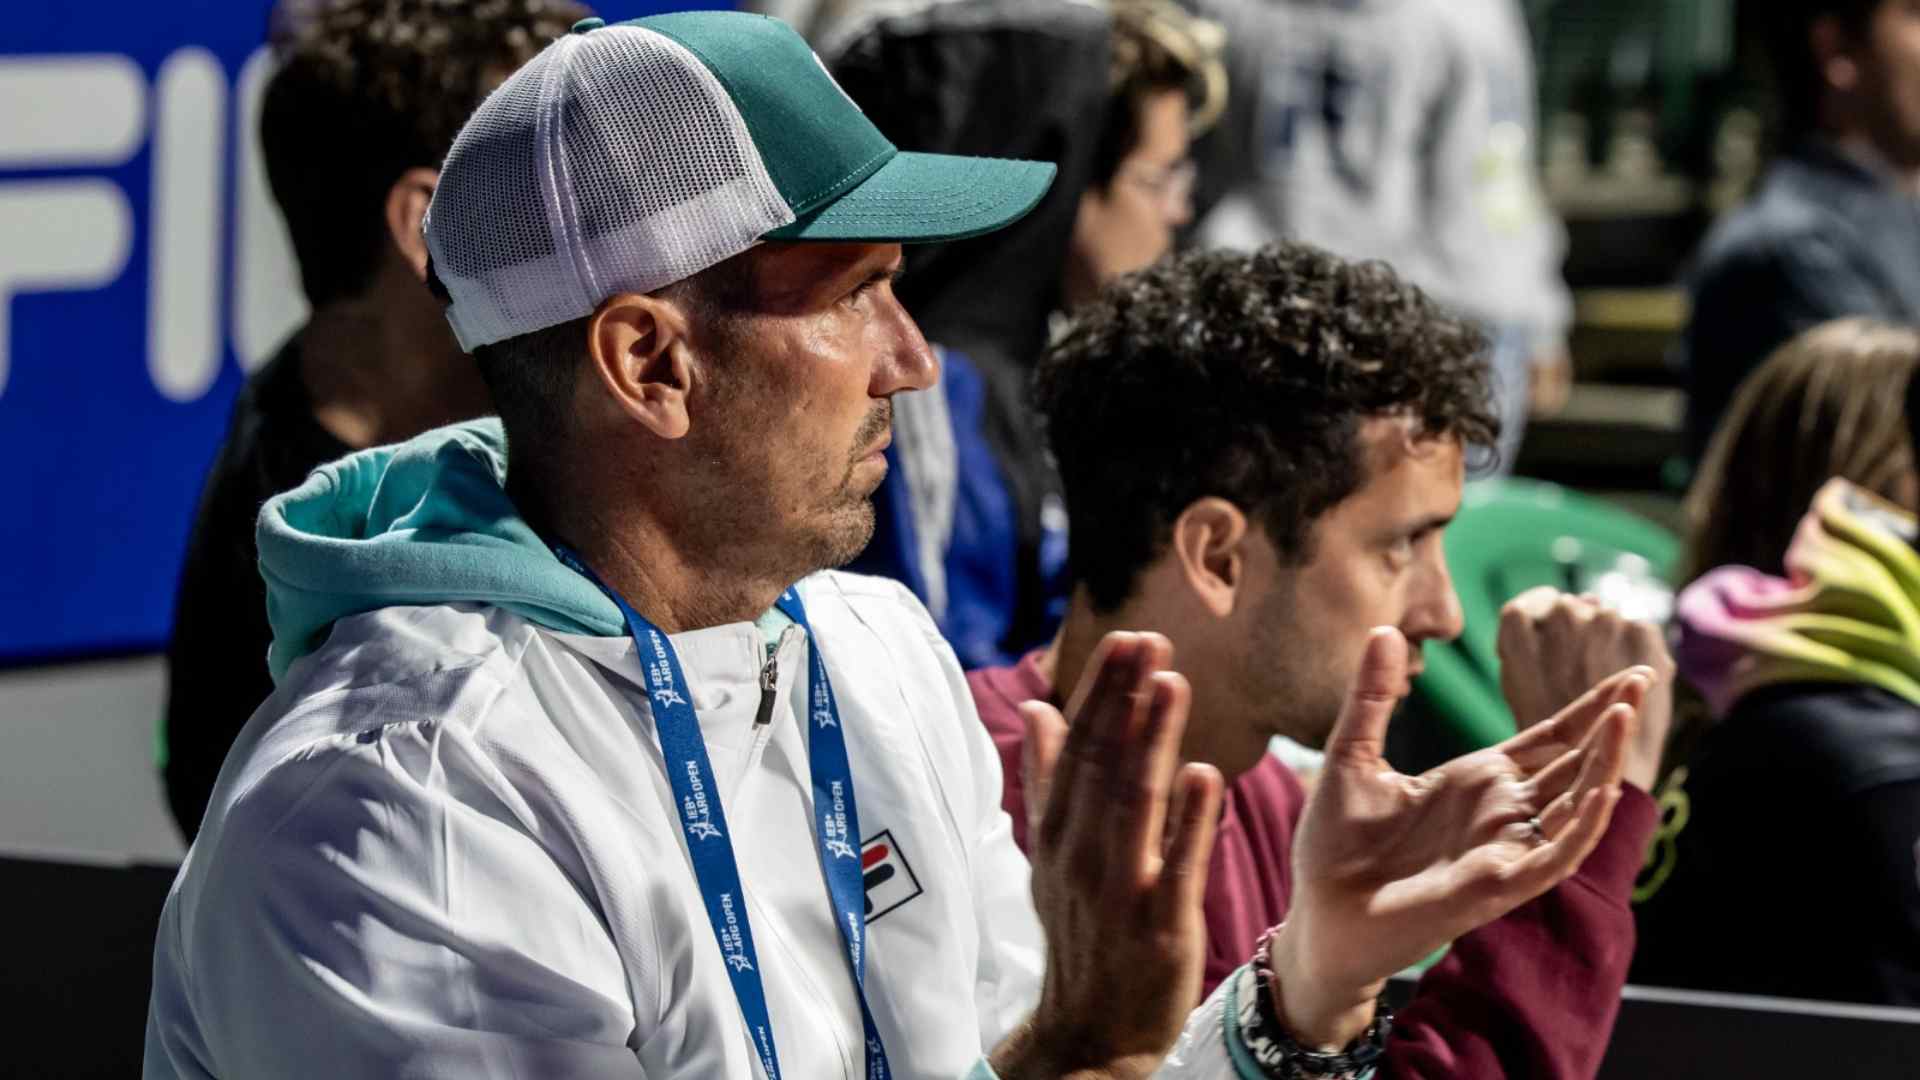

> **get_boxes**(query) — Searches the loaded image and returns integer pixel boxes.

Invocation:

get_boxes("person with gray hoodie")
[1191,0,1573,471]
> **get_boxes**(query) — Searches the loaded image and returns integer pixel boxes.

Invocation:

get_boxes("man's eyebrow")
[1393,511,1456,539]
[827,252,905,292]
[864,256,907,285]
[1382,507,1451,538]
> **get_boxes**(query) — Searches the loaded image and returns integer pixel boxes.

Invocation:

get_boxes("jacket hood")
[257,419,622,683]
[1676,477,1920,716]
[830,0,1112,371]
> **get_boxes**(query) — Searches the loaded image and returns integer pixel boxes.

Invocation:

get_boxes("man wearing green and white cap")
[144,13,1640,1079]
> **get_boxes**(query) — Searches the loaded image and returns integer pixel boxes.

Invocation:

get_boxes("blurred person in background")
[1636,319,1920,1004]
[1189,0,1574,473]
[1681,317,1920,584]
[829,0,1226,667]
[1681,0,1920,459]
[970,241,1673,1074]
[161,0,588,839]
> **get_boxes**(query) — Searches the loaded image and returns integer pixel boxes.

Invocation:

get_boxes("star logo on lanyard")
[652,688,689,709]
[687,821,723,841]
[725,952,755,973]
[825,839,858,860]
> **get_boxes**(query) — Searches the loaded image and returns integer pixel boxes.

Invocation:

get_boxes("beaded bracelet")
[1234,926,1393,1080]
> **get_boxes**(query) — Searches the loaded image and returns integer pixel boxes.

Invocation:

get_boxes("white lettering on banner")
[0,55,143,397]
[718,892,754,972]
[682,760,722,841]
[822,779,857,860]
[0,56,146,168]
[846,910,863,969]
[0,46,307,402]
[0,182,133,398]
[148,48,226,403]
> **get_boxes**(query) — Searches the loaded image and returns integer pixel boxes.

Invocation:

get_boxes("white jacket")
[144,571,1246,1079]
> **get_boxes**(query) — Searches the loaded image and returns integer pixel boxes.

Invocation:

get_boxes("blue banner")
[0,1,728,662]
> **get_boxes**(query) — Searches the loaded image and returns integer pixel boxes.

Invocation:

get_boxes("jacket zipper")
[753,650,778,727]
[741,623,857,1076]
[753,625,802,727]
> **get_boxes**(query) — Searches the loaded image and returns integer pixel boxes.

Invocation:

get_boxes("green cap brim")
[764,150,1057,244]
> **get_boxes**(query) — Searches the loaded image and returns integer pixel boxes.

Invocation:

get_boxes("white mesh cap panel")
[429,59,577,351]
[558,28,793,306]
[426,25,793,351]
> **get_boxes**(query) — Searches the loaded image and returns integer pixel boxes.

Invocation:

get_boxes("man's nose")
[1406,559,1465,645]
[871,295,939,396]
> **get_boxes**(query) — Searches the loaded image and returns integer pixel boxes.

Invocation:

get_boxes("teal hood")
[258,419,623,683]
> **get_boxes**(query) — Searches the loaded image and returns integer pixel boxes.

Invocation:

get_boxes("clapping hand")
[1498,586,1677,791]
[1269,627,1650,1047]
[991,632,1224,1080]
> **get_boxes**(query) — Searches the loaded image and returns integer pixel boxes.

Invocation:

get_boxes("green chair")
[1389,477,1679,772]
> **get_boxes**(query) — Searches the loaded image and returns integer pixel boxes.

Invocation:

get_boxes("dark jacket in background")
[1633,682,1920,1005]
[831,0,1110,659]
[163,337,346,838]
[1680,143,1920,458]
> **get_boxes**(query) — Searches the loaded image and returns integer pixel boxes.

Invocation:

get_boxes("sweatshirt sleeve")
[147,722,649,1079]
[1141,790,1658,1080]
[903,611,1048,1050]
[1377,785,1659,1078]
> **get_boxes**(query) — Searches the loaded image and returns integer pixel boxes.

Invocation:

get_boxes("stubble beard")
[809,401,892,569]
[1244,581,1346,751]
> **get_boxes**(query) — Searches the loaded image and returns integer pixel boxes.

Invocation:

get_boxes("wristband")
[1234,927,1393,1080]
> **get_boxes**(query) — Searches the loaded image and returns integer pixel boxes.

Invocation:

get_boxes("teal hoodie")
[257,419,624,684]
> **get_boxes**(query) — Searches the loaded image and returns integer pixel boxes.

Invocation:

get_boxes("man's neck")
[1824,131,1920,197]
[297,299,491,450]
[1040,590,1267,783]
[522,468,795,635]
[1040,593,1107,712]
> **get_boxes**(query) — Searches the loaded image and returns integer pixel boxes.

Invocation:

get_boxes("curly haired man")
[969,240,1676,1076]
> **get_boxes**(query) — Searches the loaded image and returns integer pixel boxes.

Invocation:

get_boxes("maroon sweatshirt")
[969,650,1659,1079]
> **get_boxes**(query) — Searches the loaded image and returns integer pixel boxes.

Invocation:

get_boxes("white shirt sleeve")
[150,719,647,1079]
[916,637,1255,1080]
[908,613,1048,1048]
[965,976,1258,1080]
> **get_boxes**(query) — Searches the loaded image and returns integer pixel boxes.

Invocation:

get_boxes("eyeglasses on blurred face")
[1120,158,1197,219]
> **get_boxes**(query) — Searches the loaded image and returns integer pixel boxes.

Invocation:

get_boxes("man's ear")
[1812,15,1860,94]
[1170,497,1249,618]
[586,293,694,440]
[384,167,438,282]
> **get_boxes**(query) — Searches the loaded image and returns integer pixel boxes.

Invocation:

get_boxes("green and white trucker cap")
[425,10,1058,351]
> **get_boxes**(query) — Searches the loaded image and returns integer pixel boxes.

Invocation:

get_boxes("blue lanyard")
[553,546,892,1080]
